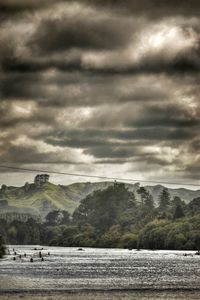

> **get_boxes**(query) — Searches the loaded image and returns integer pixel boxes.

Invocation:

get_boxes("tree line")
[1,183,200,252]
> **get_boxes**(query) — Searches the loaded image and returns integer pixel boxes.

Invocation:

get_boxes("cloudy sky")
[0,0,200,188]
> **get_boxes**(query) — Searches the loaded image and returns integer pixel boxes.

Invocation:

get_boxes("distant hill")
[0,177,200,220]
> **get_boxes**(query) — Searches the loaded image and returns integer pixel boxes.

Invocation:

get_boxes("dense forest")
[1,183,200,251]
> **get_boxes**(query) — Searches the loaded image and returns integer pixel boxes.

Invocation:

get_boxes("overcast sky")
[0,0,200,188]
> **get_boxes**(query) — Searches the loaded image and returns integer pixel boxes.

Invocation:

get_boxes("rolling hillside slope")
[0,178,199,220]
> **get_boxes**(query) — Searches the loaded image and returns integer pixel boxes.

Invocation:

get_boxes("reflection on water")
[0,246,200,299]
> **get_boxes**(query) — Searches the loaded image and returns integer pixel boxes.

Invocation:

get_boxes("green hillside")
[0,178,200,220]
[0,182,79,219]
[0,181,129,219]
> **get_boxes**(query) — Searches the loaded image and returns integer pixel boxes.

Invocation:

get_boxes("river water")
[0,246,200,299]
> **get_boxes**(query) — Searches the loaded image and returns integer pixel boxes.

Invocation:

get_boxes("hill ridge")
[0,179,200,220]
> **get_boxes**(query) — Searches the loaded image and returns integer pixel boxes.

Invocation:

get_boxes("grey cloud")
[190,139,200,152]
[0,100,59,129]
[3,44,200,75]
[183,162,200,180]
[84,145,181,168]
[84,146,136,159]
[81,0,200,18]
[2,0,200,19]
[1,70,170,107]
[127,104,200,128]
[95,156,174,167]
[29,14,133,54]
[42,127,196,151]
[82,100,200,130]
[2,8,200,77]
[0,142,81,165]
[1,72,43,100]
[2,21,200,77]
[2,56,82,73]
[3,51,200,76]
[45,137,119,149]
[0,0,59,19]
[83,50,200,75]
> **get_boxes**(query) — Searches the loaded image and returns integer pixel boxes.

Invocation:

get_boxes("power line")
[0,165,199,188]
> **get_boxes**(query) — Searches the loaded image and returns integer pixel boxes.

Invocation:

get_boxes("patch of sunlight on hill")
[3,182,79,216]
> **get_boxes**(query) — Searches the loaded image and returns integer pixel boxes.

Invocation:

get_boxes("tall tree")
[159,188,170,211]
[173,203,185,220]
[45,210,61,225]
[137,187,154,209]
[188,197,200,216]
[172,196,182,206]
[73,183,135,234]
[61,211,70,225]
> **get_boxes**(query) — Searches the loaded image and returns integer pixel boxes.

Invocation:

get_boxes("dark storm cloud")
[0,34,16,72]
[82,0,200,18]
[83,145,182,168]
[190,139,200,152]
[1,72,42,100]
[183,162,200,180]
[2,45,200,76]
[2,56,200,76]
[133,53,200,75]
[2,51,200,77]
[0,0,52,9]
[42,127,196,151]
[127,104,200,128]
[0,0,59,18]
[83,101,200,130]
[0,141,83,165]
[1,70,171,107]
[30,14,132,54]
[30,121,198,175]
[84,146,137,159]
[1,12,199,78]
[1,0,200,18]
[45,137,119,149]
[1,2,199,77]
[1,55,83,73]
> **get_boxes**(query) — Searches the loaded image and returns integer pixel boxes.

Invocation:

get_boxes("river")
[0,246,200,299]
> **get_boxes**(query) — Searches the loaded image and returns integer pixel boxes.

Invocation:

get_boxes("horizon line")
[0,165,199,189]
